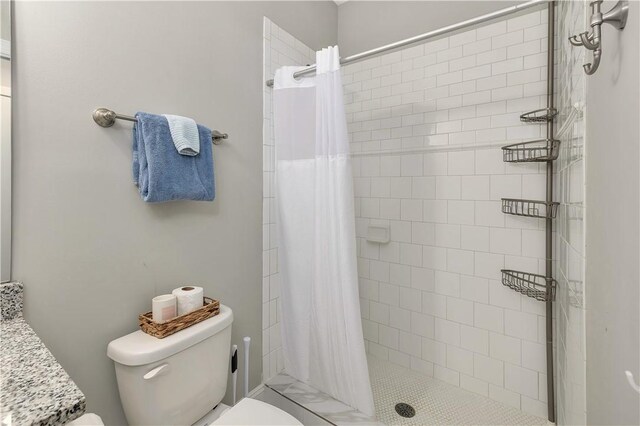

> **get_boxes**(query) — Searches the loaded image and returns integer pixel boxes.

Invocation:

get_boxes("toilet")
[107,305,300,425]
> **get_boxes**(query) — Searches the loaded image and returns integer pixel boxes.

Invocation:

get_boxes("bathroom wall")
[337,1,523,56]
[584,0,640,424]
[0,0,10,284]
[344,8,553,417]
[12,2,336,424]
[262,18,315,381]
[555,1,640,424]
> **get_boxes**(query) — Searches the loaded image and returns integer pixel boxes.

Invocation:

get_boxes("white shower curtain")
[273,46,375,417]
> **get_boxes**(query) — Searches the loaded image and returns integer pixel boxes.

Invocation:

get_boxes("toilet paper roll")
[172,286,204,316]
[152,294,177,323]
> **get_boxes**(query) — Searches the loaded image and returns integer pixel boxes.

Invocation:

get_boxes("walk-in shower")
[262,0,588,424]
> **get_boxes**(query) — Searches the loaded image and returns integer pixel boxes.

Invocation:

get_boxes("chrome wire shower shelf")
[501,269,556,302]
[519,108,558,123]
[501,198,559,219]
[502,139,560,162]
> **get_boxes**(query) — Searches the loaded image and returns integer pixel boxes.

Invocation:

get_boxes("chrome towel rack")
[92,108,229,144]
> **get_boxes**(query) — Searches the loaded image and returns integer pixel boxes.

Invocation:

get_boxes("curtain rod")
[265,0,548,87]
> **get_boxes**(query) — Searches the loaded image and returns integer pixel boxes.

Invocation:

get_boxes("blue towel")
[132,112,215,202]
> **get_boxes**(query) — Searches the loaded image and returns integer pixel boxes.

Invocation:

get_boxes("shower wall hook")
[569,0,629,75]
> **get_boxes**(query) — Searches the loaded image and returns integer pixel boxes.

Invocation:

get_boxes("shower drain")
[395,403,416,418]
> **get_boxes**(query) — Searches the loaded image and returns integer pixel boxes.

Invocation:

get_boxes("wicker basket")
[139,297,220,339]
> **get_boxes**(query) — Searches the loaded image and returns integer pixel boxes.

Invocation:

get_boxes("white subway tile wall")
[262,18,315,381]
[555,1,587,424]
[346,9,552,417]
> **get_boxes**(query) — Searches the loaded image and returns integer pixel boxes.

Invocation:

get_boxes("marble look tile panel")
[266,373,382,425]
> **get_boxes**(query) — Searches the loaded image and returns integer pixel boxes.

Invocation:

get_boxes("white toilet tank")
[107,305,233,426]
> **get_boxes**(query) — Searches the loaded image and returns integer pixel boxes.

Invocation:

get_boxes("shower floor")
[368,356,547,426]
[266,356,547,426]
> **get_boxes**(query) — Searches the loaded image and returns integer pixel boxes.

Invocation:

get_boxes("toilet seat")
[212,398,302,425]
[66,413,104,425]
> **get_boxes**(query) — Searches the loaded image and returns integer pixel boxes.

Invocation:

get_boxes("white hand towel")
[163,114,200,156]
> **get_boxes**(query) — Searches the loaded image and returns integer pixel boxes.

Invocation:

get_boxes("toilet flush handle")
[143,363,170,380]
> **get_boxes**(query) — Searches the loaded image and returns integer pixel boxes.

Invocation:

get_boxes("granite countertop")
[1,282,86,425]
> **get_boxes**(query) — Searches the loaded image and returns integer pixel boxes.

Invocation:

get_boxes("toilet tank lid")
[107,304,233,366]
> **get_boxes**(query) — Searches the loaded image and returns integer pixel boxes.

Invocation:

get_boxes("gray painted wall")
[12,2,336,424]
[585,1,640,424]
[0,0,9,41]
[337,1,522,56]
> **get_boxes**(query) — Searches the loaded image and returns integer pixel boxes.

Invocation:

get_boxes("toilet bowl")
[204,398,301,425]
[66,413,104,425]
[67,400,301,426]
[107,305,300,425]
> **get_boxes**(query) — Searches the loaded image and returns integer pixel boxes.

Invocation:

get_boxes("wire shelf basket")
[501,269,556,302]
[519,108,558,123]
[502,139,560,162]
[501,198,559,219]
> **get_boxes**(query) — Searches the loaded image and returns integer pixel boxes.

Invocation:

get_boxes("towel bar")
[92,108,229,144]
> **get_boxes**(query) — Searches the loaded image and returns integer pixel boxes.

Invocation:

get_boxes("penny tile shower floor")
[267,355,548,425]
[368,356,547,425]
